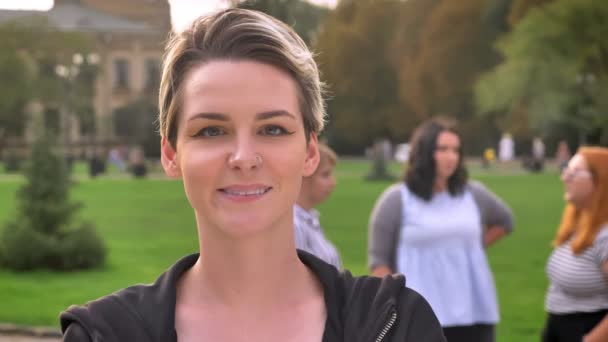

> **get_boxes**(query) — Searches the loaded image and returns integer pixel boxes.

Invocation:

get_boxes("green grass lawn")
[0,160,564,341]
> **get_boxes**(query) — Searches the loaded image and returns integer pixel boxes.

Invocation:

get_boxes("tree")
[507,0,554,26]
[0,29,34,146]
[0,132,106,270]
[383,0,442,144]
[315,0,402,153]
[232,0,330,45]
[396,0,507,153]
[475,0,608,145]
[113,98,160,158]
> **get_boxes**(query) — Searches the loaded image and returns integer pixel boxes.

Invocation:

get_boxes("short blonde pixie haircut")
[158,8,326,148]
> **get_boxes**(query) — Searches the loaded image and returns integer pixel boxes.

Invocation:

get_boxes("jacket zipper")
[374,310,397,342]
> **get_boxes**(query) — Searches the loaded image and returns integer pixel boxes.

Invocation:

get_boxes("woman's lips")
[218,185,273,202]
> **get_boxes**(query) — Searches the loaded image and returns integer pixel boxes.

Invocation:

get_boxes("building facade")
[0,0,171,156]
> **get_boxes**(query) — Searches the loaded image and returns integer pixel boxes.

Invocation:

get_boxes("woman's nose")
[227,136,262,171]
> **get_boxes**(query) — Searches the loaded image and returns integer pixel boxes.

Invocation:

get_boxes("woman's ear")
[160,137,182,178]
[303,134,320,177]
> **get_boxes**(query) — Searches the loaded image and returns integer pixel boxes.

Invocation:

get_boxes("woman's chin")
[563,193,583,208]
[215,216,276,238]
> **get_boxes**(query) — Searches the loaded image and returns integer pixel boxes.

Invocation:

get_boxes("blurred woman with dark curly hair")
[368,117,514,342]
[542,147,608,342]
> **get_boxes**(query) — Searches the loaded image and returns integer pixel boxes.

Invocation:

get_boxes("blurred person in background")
[555,140,572,171]
[108,146,126,172]
[532,137,546,171]
[294,143,341,270]
[499,132,514,162]
[128,145,147,178]
[542,147,608,342]
[368,117,514,342]
[482,147,496,169]
[60,8,446,342]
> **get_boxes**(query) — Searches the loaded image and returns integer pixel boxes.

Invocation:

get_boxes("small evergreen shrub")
[0,134,106,271]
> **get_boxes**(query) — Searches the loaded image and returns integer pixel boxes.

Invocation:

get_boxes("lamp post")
[54,52,99,163]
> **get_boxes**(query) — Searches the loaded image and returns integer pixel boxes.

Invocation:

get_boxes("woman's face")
[433,130,460,182]
[303,160,336,207]
[161,60,319,238]
[561,154,594,208]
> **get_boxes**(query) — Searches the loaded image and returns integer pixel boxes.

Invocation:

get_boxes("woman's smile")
[218,184,273,203]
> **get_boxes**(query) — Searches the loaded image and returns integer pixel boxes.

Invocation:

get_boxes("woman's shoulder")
[60,283,164,341]
[384,182,405,197]
[60,254,198,341]
[339,273,446,341]
[465,179,487,193]
[594,224,608,245]
[375,182,405,205]
[598,224,608,237]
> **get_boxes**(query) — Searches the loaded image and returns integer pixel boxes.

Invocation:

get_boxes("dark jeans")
[443,324,494,342]
[541,310,608,342]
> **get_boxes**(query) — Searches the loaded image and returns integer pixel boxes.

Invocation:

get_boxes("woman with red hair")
[542,147,608,342]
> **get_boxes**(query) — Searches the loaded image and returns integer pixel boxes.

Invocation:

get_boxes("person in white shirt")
[498,133,514,162]
[294,143,342,269]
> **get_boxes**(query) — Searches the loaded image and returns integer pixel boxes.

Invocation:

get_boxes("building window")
[79,105,96,136]
[144,58,160,91]
[113,58,130,88]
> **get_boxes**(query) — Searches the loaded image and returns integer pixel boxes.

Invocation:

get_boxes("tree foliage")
[113,98,160,158]
[507,0,554,26]
[0,133,106,270]
[0,49,30,139]
[232,0,330,45]
[475,0,608,144]
[398,0,511,152]
[315,0,402,153]
[316,0,510,153]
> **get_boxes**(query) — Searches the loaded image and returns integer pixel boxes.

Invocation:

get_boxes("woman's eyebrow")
[188,113,229,122]
[186,111,296,122]
[256,110,296,121]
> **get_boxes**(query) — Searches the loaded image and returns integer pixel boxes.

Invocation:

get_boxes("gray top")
[368,181,514,271]
[545,225,608,314]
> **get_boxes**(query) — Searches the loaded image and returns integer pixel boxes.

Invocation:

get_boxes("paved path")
[0,324,61,342]
[0,337,60,342]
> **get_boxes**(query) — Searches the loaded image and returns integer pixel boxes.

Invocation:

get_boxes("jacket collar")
[134,251,346,341]
[119,251,404,342]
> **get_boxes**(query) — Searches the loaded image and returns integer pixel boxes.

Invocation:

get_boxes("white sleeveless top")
[396,184,499,326]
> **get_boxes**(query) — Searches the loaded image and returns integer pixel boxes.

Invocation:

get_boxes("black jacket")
[60,251,446,341]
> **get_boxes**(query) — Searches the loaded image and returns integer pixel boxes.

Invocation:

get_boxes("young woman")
[368,117,513,342]
[542,147,608,342]
[60,9,446,342]
[294,143,341,270]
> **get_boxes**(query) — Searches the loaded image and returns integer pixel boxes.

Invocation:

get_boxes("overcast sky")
[0,0,337,31]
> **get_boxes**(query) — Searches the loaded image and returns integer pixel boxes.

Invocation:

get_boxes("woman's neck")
[178,220,321,310]
[296,192,315,211]
[433,178,448,193]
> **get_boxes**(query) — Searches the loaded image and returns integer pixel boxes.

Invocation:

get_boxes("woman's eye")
[260,125,290,136]
[195,126,225,137]
[436,146,459,153]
